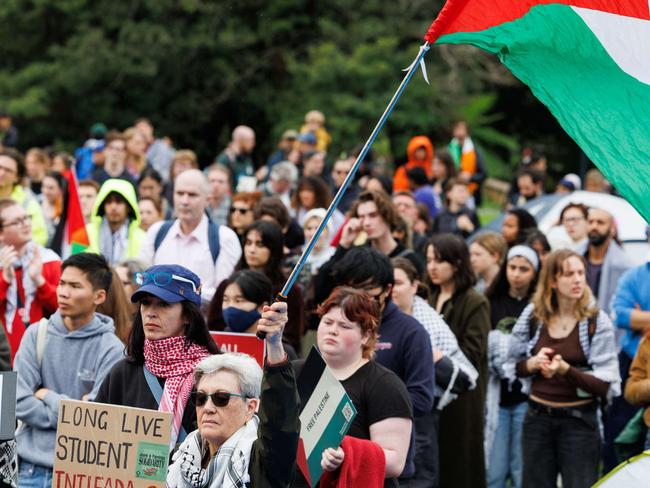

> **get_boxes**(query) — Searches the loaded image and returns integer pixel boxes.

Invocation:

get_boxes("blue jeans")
[18,461,52,488]
[645,429,650,451]
[603,351,638,470]
[487,401,527,488]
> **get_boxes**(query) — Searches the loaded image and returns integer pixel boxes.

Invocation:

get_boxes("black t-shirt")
[489,293,530,406]
[340,360,413,439]
[489,293,529,333]
[291,360,412,488]
[293,359,413,438]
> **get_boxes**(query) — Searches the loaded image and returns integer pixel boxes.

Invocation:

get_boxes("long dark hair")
[506,208,537,245]
[237,220,285,286]
[425,233,475,294]
[126,299,219,364]
[432,149,457,182]
[485,247,540,301]
[291,176,332,211]
[222,270,274,307]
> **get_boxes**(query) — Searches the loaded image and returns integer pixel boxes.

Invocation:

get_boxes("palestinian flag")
[296,348,357,486]
[50,169,89,258]
[426,1,650,221]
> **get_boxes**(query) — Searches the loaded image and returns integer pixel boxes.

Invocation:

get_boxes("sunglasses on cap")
[134,271,199,295]
[191,390,247,407]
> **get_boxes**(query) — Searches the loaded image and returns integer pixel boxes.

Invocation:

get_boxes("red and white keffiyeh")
[144,337,210,448]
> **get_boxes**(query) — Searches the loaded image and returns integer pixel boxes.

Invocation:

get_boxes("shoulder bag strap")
[142,365,188,442]
[36,318,48,369]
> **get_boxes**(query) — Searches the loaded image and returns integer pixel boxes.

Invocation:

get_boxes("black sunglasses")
[191,390,246,407]
[230,207,252,215]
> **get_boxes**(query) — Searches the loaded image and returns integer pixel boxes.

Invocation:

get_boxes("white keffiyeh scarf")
[4,243,37,333]
[167,416,259,488]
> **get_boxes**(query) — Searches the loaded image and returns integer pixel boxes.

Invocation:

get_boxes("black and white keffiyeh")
[412,296,479,408]
[167,416,259,488]
[485,327,518,464]
[0,440,17,488]
[508,303,621,401]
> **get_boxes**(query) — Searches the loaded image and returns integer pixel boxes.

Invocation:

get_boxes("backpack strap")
[207,221,221,264]
[587,314,598,345]
[154,219,220,265]
[143,365,188,443]
[153,220,175,253]
[36,318,48,369]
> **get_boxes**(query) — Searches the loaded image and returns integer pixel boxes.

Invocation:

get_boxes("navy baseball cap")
[131,264,202,306]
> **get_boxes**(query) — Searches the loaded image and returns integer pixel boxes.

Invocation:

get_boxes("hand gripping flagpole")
[258,42,431,339]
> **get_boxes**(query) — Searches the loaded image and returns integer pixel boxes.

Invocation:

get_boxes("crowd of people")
[0,110,647,488]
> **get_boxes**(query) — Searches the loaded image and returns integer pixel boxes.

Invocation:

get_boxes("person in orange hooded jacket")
[393,136,434,192]
[449,120,487,198]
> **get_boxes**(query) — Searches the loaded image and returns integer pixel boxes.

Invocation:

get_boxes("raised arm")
[252,301,301,485]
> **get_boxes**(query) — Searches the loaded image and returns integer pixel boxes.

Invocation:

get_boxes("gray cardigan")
[508,303,621,402]
[577,240,633,314]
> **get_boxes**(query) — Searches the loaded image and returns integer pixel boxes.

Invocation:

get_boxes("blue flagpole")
[258,42,431,338]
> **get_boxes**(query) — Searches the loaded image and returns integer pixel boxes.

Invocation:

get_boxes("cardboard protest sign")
[210,331,265,368]
[53,400,172,487]
[296,347,357,487]
[0,372,17,440]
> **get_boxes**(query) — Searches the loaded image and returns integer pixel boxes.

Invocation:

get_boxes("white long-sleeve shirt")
[139,215,242,304]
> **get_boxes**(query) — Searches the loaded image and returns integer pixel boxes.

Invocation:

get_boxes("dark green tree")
[2,0,567,175]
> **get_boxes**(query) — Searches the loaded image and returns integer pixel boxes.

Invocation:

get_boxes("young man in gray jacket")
[14,253,124,486]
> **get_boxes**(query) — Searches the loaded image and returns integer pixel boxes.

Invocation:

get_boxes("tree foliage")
[0,0,571,172]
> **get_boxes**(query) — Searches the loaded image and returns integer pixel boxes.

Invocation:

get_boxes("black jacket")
[247,360,301,487]
[94,358,197,436]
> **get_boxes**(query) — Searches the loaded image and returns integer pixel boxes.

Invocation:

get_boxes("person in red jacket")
[393,136,434,192]
[0,198,61,360]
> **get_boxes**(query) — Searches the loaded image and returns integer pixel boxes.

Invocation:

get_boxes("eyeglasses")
[360,287,386,304]
[563,217,585,224]
[134,271,199,295]
[230,207,252,215]
[191,390,247,407]
[2,215,32,228]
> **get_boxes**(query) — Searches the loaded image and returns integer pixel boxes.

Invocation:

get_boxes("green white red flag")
[425,0,650,222]
[62,169,89,254]
[50,169,89,257]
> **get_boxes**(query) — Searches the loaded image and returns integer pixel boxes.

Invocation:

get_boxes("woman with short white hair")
[166,301,300,487]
